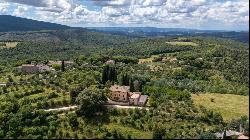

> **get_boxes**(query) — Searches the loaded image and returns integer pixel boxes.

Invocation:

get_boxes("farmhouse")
[109,85,148,106]
[215,130,248,139]
[16,64,55,73]
[109,85,130,102]
[36,64,55,73]
[16,64,39,73]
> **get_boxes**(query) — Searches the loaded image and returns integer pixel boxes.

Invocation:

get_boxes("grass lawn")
[0,42,19,49]
[139,55,159,64]
[166,41,198,47]
[192,93,249,121]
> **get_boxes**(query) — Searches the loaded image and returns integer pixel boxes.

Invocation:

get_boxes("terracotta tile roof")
[130,93,141,99]
[139,95,148,103]
[215,130,243,138]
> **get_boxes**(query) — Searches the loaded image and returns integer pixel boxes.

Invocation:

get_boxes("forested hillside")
[0,15,69,32]
[88,27,249,43]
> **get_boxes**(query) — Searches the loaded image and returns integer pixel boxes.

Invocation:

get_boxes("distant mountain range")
[0,15,70,32]
[87,27,249,43]
[0,15,248,43]
[87,27,248,33]
[87,27,204,33]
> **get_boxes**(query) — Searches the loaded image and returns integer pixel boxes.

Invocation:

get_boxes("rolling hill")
[88,27,249,43]
[0,15,70,32]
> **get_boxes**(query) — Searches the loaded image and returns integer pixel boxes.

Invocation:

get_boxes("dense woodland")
[0,29,249,139]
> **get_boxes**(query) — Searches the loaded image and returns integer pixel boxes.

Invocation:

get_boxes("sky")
[0,0,249,31]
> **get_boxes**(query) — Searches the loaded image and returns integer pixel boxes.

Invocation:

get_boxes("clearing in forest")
[0,42,19,48]
[192,93,249,121]
[138,55,159,64]
[166,41,198,47]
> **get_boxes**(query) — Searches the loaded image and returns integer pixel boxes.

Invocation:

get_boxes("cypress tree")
[102,65,109,84]
[109,66,114,84]
[124,73,129,86]
[61,60,65,72]
[129,78,135,92]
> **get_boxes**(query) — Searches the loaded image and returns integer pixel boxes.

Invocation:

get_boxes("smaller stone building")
[138,95,148,106]
[215,130,247,139]
[16,64,55,74]
[129,92,141,106]
[16,64,39,73]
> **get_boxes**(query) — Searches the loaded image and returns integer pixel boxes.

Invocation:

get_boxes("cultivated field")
[192,93,249,121]
[166,41,198,47]
[0,84,71,110]
[0,42,19,48]
[138,55,159,64]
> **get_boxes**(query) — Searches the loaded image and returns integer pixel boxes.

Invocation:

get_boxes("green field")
[139,55,159,64]
[166,41,198,47]
[192,93,249,121]
[0,42,19,48]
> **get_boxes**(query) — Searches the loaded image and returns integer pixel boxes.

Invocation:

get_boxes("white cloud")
[4,0,48,7]
[2,0,249,30]
[4,0,76,12]
[13,5,28,17]
[102,6,127,17]
[191,0,206,6]
[0,2,9,14]
[142,0,166,6]
[129,5,158,17]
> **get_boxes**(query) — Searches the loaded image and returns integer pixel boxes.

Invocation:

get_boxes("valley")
[0,28,248,139]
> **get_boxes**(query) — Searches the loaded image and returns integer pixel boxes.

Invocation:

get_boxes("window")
[123,95,124,97]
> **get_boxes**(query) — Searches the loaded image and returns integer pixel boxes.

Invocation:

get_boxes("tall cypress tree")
[114,68,117,82]
[109,66,114,83]
[61,60,65,72]
[124,73,130,86]
[121,73,126,85]
[102,64,117,85]
[129,78,135,92]
[102,65,109,84]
